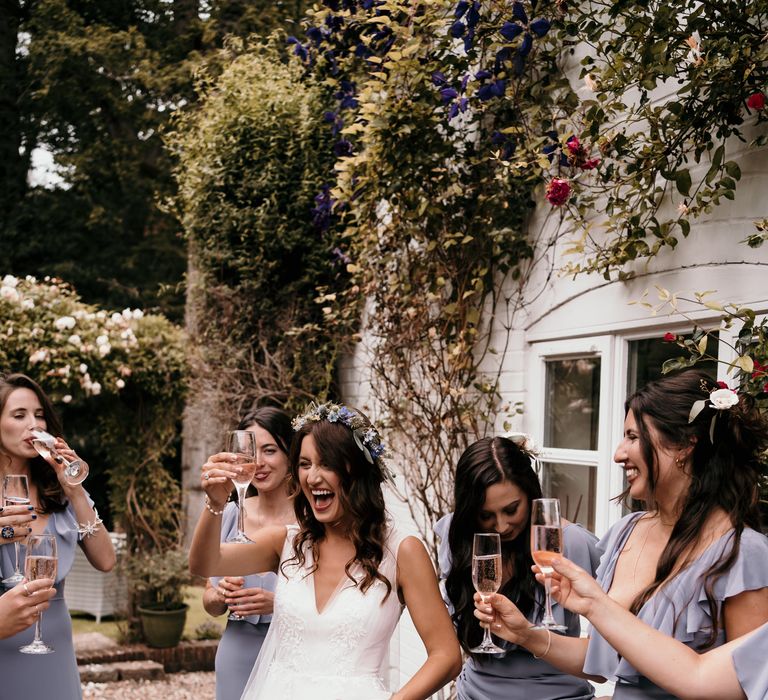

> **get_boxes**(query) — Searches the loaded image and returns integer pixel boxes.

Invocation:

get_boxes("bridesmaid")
[435,435,599,700]
[527,556,766,700]
[473,369,768,699]
[201,407,295,700]
[0,373,116,699]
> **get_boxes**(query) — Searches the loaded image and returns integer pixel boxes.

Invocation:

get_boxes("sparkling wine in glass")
[2,474,30,586]
[469,532,505,654]
[226,430,257,544]
[31,429,89,485]
[20,533,58,654]
[530,498,567,632]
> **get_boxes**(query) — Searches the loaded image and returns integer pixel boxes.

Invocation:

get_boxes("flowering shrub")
[0,273,186,555]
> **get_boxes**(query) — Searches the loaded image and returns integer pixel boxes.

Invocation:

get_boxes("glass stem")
[481,595,494,645]
[543,574,556,623]
[236,486,247,537]
[33,612,43,643]
[13,541,21,575]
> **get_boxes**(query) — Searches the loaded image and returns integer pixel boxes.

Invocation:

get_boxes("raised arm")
[188,454,284,577]
[545,557,748,700]
[392,537,462,700]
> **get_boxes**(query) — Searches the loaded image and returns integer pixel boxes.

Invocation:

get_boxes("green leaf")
[674,170,692,196]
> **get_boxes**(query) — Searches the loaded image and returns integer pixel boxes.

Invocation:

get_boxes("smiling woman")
[188,401,461,700]
[435,436,600,700]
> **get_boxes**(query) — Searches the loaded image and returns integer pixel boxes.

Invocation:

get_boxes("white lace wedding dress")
[240,524,408,699]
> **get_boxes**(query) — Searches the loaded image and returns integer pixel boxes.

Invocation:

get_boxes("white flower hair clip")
[688,383,739,443]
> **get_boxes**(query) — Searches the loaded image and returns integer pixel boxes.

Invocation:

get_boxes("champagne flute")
[2,475,30,586]
[530,498,567,631]
[19,533,58,654]
[226,430,257,544]
[30,429,89,485]
[469,532,505,654]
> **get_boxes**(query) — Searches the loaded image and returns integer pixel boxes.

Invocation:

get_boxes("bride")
[189,402,461,699]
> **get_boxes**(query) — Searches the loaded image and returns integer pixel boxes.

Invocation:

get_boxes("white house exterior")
[338,116,768,697]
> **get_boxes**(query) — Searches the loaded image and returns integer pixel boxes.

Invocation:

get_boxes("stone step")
[79,660,166,683]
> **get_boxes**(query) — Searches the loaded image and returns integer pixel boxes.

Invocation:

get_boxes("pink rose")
[545,178,571,206]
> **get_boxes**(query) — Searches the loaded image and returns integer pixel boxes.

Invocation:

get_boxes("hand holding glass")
[226,430,257,544]
[470,532,505,654]
[20,533,58,654]
[2,475,30,586]
[31,429,89,485]
[530,498,567,631]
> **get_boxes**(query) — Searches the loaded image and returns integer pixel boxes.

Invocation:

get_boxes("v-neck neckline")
[310,568,350,615]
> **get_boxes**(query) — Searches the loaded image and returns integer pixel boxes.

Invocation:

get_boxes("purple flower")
[477,83,495,101]
[463,27,475,51]
[449,102,460,119]
[306,27,324,45]
[500,21,523,41]
[331,247,351,265]
[455,0,469,18]
[461,73,471,90]
[440,87,459,102]
[512,1,528,23]
[491,79,506,96]
[459,97,469,112]
[466,1,480,28]
[475,69,492,80]
[513,54,525,75]
[432,71,447,86]
[530,18,551,37]
[333,139,353,156]
[361,0,376,8]
[312,185,334,230]
[518,32,533,57]
[450,20,466,38]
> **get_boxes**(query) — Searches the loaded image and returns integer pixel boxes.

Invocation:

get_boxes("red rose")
[580,157,601,170]
[763,382,768,394]
[746,92,766,110]
[663,332,676,342]
[545,178,571,206]
[717,380,728,389]
[566,136,581,154]
[751,360,767,379]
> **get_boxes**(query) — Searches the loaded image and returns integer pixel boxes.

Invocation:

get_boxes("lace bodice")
[240,524,408,699]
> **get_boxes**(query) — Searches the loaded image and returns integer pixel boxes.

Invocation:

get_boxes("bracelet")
[532,629,552,659]
[204,497,225,516]
[77,509,103,538]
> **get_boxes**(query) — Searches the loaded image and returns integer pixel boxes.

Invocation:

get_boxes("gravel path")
[82,672,216,699]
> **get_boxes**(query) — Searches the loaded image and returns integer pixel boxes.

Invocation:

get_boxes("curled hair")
[620,369,767,647]
[0,373,67,514]
[283,411,392,599]
[446,436,543,657]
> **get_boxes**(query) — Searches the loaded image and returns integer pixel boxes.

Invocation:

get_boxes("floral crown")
[292,401,395,482]
[688,379,739,442]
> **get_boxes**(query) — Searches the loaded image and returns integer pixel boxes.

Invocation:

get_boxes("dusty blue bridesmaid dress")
[0,495,93,699]
[583,511,768,699]
[209,502,276,700]
[732,621,768,700]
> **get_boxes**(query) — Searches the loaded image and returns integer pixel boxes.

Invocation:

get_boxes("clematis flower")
[530,18,551,37]
[545,178,571,206]
[512,1,528,23]
[500,21,523,41]
[746,92,766,111]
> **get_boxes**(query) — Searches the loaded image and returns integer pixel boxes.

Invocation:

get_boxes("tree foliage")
[170,40,351,418]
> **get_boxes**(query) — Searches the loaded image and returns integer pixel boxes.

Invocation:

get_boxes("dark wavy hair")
[446,436,543,656]
[619,369,767,647]
[0,373,67,514]
[283,411,392,599]
[236,406,293,498]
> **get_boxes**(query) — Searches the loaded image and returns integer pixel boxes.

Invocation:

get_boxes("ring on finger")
[23,583,31,596]
[1,525,14,540]
[203,472,210,480]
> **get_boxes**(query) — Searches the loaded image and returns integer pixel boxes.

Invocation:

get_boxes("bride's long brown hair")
[283,415,393,600]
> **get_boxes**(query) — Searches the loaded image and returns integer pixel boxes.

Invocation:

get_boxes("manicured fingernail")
[32,515,37,519]
[54,456,63,464]
[27,506,34,511]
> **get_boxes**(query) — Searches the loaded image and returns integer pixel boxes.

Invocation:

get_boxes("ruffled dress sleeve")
[433,512,454,613]
[732,621,768,700]
[585,519,768,686]
[209,501,278,625]
[51,488,97,582]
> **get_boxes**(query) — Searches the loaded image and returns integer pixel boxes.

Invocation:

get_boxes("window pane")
[544,357,600,450]
[540,461,596,532]
[627,333,718,394]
